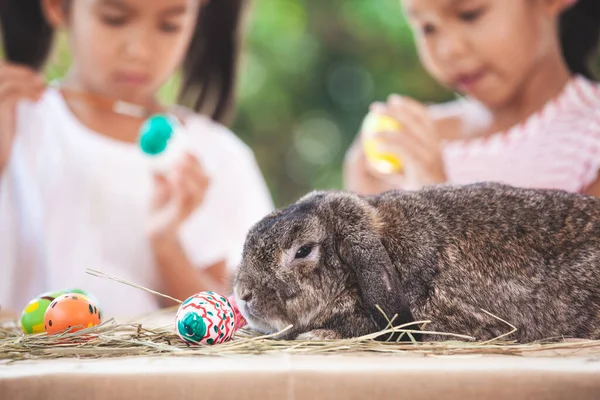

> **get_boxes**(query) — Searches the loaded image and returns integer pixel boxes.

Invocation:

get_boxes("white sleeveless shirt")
[0,88,274,318]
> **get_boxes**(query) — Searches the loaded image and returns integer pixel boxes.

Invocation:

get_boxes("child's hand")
[368,95,446,189]
[344,95,447,194]
[0,62,45,172]
[344,136,404,195]
[147,153,210,243]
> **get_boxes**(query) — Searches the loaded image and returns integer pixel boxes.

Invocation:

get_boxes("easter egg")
[20,290,65,334]
[65,288,102,311]
[66,288,90,296]
[138,114,189,173]
[361,112,404,174]
[175,292,236,345]
[44,293,102,335]
[139,114,176,156]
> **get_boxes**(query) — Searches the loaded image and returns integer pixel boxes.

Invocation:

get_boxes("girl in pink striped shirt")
[344,0,600,196]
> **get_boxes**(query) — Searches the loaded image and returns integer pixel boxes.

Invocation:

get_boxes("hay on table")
[1,269,599,363]
[3,318,600,362]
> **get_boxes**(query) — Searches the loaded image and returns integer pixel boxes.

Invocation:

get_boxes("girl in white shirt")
[0,0,274,318]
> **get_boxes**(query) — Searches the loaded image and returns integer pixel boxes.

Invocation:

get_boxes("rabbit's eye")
[295,245,313,259]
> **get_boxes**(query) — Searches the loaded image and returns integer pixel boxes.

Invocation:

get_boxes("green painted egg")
[66,288,88,295]
[20,290,66,334]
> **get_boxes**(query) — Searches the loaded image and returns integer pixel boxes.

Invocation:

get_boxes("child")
[344,0,600,196]
[0,0,274,318]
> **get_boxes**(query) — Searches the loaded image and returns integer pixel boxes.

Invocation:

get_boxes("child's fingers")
[0,63,44,83]
[369,101,388,114]
[181,153,210,201]
[0,65,45,93]
[181,171,206,211]
[377,131,438,168]
[184,153,210,191]
[377,131,427,160]
[151,173,173,208]
[0,84,42,104]
[369,99,433,148]
[378,97,440,154]
[386,95,435,133]
[388,95,435,130]
[368,113,434,161]
[367,97,444,176]
[386,95,436,135]
[0,80,45,104]
[171,166,191,211]
[380,106,438,152]
[172,160,208,217]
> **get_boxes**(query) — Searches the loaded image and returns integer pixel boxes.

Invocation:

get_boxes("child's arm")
[0,62,45,176]
[148,153,226,303]
[151,238,228,306]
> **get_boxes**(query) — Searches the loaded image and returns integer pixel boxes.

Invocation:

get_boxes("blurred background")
[44,0,455,207]
[230,0,454,207]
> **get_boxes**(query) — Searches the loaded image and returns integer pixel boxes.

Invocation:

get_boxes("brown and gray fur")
[233,182,600,342]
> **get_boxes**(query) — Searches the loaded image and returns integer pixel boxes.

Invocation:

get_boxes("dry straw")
[1,268,599,363]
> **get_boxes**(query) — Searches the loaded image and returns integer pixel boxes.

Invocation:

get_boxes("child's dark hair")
[560,0,600,80]
[0,0,245,123]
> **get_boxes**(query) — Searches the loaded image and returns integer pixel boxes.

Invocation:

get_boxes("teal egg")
[138,114,175,156]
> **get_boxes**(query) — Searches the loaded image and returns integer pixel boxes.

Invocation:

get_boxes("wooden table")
[2,352,600,400]
[3,310,600,400]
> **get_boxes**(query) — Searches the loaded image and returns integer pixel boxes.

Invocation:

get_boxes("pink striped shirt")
[442,76,600,193]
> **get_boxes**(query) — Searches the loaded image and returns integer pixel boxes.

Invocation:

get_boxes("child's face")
[61,0,201,102]
[402,0,561,107]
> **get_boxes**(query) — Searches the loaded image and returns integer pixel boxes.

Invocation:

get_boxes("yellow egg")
[361,113,404,174]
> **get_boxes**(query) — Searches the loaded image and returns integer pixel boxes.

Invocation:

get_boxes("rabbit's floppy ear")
[323,192,416,340]
[338,232,416,340]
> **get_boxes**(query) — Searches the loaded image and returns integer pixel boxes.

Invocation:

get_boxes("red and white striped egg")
[175,292,236,345]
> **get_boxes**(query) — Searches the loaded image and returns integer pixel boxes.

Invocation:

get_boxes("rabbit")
[232,182,600,342]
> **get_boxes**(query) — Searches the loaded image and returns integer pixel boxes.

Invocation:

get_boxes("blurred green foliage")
[35,0,452,208]
[232,0,452,206]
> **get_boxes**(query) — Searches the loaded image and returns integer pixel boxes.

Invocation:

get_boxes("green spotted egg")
[21,290,66,334]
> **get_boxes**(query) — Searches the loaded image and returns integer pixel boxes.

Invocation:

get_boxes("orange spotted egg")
[44,293,102,335]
